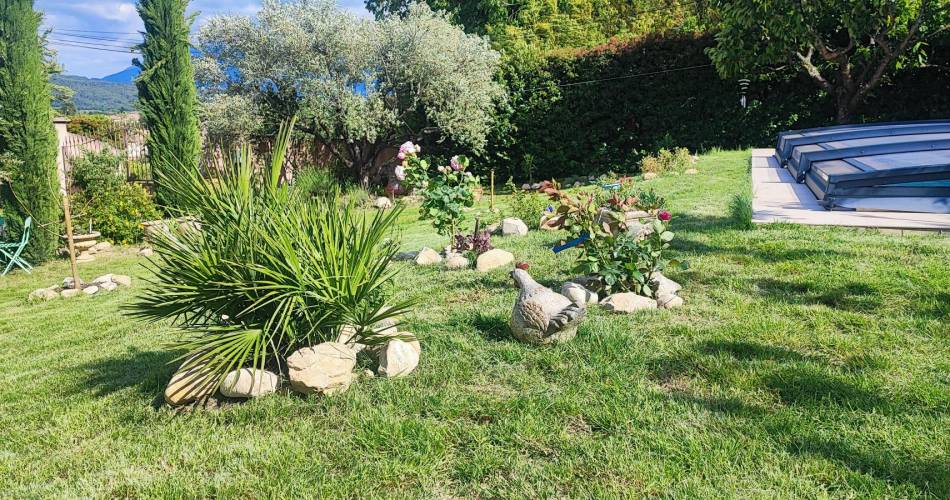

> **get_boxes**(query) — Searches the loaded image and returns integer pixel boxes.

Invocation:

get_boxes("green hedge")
[465,33,950,181]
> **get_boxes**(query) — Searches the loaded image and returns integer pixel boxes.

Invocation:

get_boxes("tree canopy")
[195,0,505,185]
[708,0,950,123]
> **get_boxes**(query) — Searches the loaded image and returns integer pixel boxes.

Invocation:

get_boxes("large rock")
[138,247,154,257]
[100,281,118,292]
[377,339,420,378]
[287,342,356,395]
[82,286,99,295]
[657,294,684,309]
[28,288,58,302]
[220,368,279,398]
[164,358,216,406]
[475,249,513,272]
[501,218,529,236]
[60,288,81,298]
[560,282,598,306]
[373,197,393,209]
[652,273,682,297]
[415,247,442,266]
[111,275,132,287]
[444,254,470,270]
[394,251,419,261]
[63,277,82,288]
[93,241,113,252]
[600,293,657,313]
[91,274,113,285]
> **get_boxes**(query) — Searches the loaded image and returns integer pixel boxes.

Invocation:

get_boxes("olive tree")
[708,0,949,123]
[194,0,504,185]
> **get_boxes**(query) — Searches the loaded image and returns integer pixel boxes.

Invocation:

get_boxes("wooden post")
[489,169,495,211]
[55,117,80,290]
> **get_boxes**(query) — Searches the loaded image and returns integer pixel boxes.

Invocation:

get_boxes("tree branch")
[796,45,833,93]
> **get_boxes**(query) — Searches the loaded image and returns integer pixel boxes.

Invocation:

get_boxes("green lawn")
[1,149,948,497]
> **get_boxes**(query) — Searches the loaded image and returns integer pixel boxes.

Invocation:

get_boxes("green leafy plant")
[419,154,479,237]
[505,177,548,229]
[544,180,685,297]
[129,121,413,391]
[729,192,754,230]
[640,147,693,175]
[293,167,339,198]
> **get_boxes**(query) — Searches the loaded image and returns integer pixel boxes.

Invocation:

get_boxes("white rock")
[93,241,113,251]
[561,282,599,306]
[652,273,682,297]
[336,325,367,353]
[377,339,420,378]
[643,172,658,180]
[63,277,82,288]
[657,294,684,309]
[444,254,470,270]
[138,247,153,257]
[600,293,657,313]
[287,342,356,395]
[220,368,279,398]
[415,247,442,266]
[501,218,529,236]
[111,275,132,287]
[373,197,393,209]
[573,181,582,187]
[28,288,58,302]
[82,286,99,295]
[521,183,531,190]
[60,288,81,298]
[100,281,118,292]
[92,274,113,285]
[75,252,95,263]
[164,358,216,406]
[475,249,514,272]
[363,369,376,378]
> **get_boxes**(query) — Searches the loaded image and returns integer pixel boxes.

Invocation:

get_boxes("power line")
[53,28,141,35]
[52,32,142,44]
[524,63,713,92]
[50,41,139,54]
[50,37,138,50]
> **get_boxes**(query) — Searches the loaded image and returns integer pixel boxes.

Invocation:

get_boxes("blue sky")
[37,1,370,78]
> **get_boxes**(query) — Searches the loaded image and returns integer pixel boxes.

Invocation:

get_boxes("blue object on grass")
[602,183,620,190]
[553,232,590,254]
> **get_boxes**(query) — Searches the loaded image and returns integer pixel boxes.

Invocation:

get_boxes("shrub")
[640,147,693,174]
[543,179,685,297]
[504,178,548,229]
[70,150,124,193]
[130,122,412,389]
[293,167,339,198]
[72,183,161,244]
[67,114,115,143]
[419,153,480,237]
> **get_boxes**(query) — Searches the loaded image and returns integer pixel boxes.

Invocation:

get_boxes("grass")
[1,149,948,497]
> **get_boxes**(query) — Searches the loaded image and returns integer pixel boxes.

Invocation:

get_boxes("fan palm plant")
[129,120,412,392]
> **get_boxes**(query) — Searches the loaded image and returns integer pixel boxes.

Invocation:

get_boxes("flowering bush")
[543,178,685,297]
[419,154,480,237]
[396,141,429,194]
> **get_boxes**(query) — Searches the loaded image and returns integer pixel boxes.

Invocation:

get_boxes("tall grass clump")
[129,122,412,388]
[729,192,754,229]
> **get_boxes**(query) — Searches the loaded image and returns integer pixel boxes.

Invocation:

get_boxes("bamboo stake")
[62,191,81,290]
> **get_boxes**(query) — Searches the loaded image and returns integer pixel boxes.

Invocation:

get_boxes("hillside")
[101,66,141,84]
[52,74,137,114]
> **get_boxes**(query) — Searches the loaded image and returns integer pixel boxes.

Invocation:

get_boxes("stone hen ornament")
[510,266,586,345]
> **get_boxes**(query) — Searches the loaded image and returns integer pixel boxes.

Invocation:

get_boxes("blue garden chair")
[0,216,33,276]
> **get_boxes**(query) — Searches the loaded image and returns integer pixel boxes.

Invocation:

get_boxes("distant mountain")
[52,74,137,114]
[101,66,141,84]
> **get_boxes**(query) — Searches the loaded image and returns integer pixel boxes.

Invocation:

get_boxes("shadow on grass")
[647,338,948,493]
[470,311,512,342]
[76,347,177,405]
[754,278,882,312]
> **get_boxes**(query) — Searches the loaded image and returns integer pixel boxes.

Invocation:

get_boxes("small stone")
[643,172,658,180]
[573,181,582,187]
[28,288,58,302]
[63,277,82,289]
[87,247,98,255]
[444,254,470,270]
[415,247,442,266]
[287,342,357,395]
[164,358,216,406]
[530,183,542,190]
[373,197,393,209]
[600,293,657,313]
[363,369,376,378]
[539,215,559,231]
[82,285,99,295]
[220,368,279,398]
[657,294,684,309]
[394,251,419,261]
[92,274,113,284]
[73,240,96,250]
[685,168,698,175]
[475,249,514,272]
[652,273,682,297]
[100,281,118,292]
[60,288,81,298]
[377,339,420,378]
[501,218,529,236]
[75,252,95,263]
[138,247,153,257]
[561,282,598,306]
[521,183,531,190]
[111,275,132,287]
[93,241,113,251]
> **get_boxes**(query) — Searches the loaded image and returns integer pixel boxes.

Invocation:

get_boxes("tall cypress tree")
[135,0,200,208]
[0,0,60,263]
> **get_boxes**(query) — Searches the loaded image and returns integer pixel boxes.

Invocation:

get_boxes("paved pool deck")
[751,148,950,234]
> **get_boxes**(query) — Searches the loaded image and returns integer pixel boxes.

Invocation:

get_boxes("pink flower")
[399,141,416,155]
[450,155,462,171]
[658,210,671,221]
[397,152,406,160]
[394,165,406,181]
